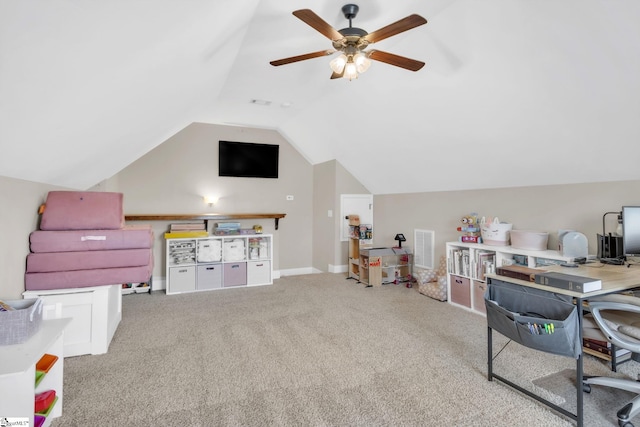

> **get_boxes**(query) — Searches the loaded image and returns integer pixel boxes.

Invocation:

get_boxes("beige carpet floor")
[51,273,640,426]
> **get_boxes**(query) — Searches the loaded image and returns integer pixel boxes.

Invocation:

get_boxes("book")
[164,230,209,239]
[583,337,610,348]
[497,265,542,283]
[534,271,602,292]
[583,338,630,357]
[170,222,206,231]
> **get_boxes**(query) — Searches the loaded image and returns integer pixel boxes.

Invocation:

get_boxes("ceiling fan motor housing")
[342,4,359,20]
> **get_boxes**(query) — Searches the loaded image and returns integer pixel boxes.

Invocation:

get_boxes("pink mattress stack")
[25,191,154,291]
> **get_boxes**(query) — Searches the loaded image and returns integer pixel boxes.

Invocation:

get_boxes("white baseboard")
[151,276,165,291]
[278,267,322,277]
[329,264,348,273]
[152,270,324,287]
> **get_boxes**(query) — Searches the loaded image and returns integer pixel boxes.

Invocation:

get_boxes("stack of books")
[164,222,208,239]
[583,337,631,360]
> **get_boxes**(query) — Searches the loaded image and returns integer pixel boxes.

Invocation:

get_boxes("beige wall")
[372,180,640,266]
[311,160,371,272]
[109,123,315,279]
[2,122,639,300]
[312,161,336,272]
[0,176,71,299]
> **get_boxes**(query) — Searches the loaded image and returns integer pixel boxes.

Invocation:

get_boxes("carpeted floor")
[52,273,640,426]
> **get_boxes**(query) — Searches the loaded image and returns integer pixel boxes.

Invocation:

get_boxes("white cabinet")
[23,284,122,357]
[0,318,70,426]
[165,234,273,295]
[445,242,575,315]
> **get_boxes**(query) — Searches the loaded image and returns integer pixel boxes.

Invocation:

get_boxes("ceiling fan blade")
[293,9,343,41]
[270,50,335,67]
[330,69,344,79]
[364,14,427,44]
[368,50,425,71]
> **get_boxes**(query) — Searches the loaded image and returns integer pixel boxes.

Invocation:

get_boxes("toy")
[458,212,482,243]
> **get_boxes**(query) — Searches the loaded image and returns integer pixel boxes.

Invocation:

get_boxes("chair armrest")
[588,300,640,353]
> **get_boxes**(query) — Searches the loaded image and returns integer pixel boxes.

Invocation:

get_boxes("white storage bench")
[23,284,121,357]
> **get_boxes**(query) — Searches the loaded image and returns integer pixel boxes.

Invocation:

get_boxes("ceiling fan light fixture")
[343,60,358,80]
[354,52,371,73]
[329,54,347,73]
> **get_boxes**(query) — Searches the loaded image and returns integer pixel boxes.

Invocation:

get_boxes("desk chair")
[583,294,640,427]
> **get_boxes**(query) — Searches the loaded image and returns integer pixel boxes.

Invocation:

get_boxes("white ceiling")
[2,0,639,194]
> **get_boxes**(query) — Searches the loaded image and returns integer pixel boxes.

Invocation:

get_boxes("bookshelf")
[446,241,575,315]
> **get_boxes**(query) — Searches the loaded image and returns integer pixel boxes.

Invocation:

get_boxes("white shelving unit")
[165,234,273,295]
[445,241,576,315]
[0,318,70,426]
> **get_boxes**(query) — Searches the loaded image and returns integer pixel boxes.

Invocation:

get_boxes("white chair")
[583,294,640,427]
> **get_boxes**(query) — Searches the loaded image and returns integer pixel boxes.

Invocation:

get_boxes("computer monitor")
[622,206,640,260]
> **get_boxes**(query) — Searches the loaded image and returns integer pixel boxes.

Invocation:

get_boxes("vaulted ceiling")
[2,1,639,194]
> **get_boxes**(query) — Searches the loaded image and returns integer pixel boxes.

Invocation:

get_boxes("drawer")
[247,260,271,285]
[197,263,222,290]
[450,274,471,308]
[169,266,196,293]
[223,262,247,287]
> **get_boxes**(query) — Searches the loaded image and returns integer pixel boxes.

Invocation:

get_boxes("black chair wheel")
[619,421,634,427]
[583,384,592,393]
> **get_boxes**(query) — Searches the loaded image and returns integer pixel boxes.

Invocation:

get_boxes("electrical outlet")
[286,195,294,201]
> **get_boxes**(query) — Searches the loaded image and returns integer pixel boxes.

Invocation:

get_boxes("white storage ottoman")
[23,284,121,357]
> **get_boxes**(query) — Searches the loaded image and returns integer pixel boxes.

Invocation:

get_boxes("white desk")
[486,263,640,427]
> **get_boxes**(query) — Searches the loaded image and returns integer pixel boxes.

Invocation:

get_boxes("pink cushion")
[26,249,152,273]
[40,191,124,230]
[25,264,153,291]
[29,226,153,253]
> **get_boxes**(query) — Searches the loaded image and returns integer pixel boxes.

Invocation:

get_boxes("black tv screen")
[218,141,279,178]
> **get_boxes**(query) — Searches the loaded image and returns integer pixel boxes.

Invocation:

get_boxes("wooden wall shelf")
[124,213,286,230]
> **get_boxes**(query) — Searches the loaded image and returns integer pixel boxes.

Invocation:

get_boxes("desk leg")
[576,298,584,427]
[487,326,493,381]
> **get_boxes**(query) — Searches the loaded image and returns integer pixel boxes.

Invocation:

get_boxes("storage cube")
[247,261,271,285]
[168,266,196,293]
[450,275,471,308]
[472,281,487,314]
[223,262,247,287]
[197,239,222,262]
[197,264,223,290]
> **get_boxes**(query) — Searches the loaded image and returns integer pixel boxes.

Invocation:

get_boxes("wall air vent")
[414,229,435,269]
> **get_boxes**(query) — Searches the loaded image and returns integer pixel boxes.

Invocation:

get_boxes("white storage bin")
[511,230,549,251]
[480,217,512,246]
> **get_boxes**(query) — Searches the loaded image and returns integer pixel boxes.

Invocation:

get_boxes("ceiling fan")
[270,4,428,80]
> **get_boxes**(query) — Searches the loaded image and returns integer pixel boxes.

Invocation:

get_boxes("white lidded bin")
[510,230,549,251]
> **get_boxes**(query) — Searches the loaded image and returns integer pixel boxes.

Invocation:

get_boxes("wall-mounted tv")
[218,141,279,179]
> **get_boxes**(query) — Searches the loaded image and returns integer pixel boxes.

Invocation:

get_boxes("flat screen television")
[622,206,640,260]
[218,141,279,178]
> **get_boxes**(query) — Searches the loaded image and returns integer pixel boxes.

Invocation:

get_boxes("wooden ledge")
[125,213,286,230]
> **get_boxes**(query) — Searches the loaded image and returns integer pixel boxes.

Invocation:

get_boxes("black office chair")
[583,294,640,427]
